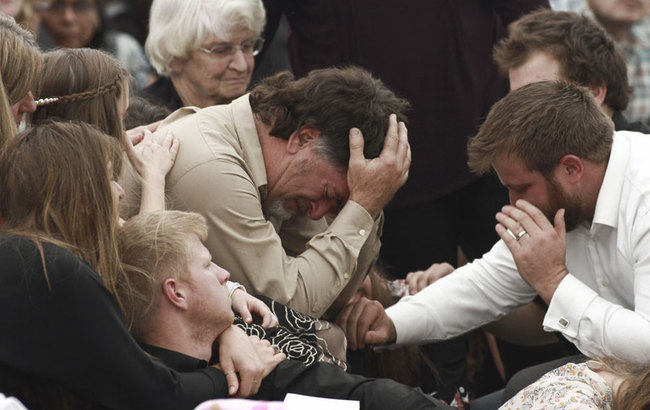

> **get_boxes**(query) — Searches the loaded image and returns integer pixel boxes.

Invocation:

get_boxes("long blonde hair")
[0,120,126,310]
[0,14,41,145]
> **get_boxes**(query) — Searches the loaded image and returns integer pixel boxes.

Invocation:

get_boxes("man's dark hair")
[124,96,171,129]
[249,66,410,168]
[468,81,613,176]
[494,9,632,111]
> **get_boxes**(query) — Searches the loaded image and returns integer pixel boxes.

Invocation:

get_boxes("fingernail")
[350,128,360,137]
[229,386,236,395]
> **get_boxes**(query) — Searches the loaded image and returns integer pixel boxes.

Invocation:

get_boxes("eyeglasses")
[47,0,95,14]
[199,37,265,60]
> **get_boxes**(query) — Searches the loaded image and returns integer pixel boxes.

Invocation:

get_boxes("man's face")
[508,51,562,92]
[588,0,650,26]
[265,146,349,221]
[493,154,584,231]
[183,234,234,333]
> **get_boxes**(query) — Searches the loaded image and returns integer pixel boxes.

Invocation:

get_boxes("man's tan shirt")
[121,94,382,318]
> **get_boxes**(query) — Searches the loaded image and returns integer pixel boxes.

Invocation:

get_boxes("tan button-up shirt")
[124,94,382,318]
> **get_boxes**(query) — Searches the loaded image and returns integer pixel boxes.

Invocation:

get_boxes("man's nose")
[307,200,337,220]
[215,264,230,284]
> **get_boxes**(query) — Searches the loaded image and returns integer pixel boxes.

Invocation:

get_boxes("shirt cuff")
[543,273,598,338]
[226,281,245,298]
[326,200,377,249]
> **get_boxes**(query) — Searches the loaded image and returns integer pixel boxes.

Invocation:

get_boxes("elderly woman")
[140,0,265,110]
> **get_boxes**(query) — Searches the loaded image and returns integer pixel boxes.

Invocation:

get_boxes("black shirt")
[141,343,451,409]
[139,76,184,112]
[612,110,650,134]
[0,235,227,410]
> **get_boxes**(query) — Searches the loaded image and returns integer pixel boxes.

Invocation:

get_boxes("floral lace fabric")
[234,296,347,371]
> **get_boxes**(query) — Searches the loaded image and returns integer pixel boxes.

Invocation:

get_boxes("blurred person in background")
[36,0,154,90]
[551,0,650,124]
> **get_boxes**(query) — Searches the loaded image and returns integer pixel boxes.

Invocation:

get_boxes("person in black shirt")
[117,210,452,410]
[0,121,239,409]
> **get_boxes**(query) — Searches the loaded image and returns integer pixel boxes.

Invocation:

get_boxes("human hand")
[347,114,411,219]
[124,120,161,146]
[231,289,279,328]
[495,199,568,304]
[405,262,455,295]
[125,129,179,181]
[248,336,286,380]
[217,326,265,397]
[335,294,397,350]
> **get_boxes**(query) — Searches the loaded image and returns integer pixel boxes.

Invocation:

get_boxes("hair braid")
[35,74,123,107]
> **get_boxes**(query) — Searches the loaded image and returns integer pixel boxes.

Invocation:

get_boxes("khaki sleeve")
[170,158,380,318]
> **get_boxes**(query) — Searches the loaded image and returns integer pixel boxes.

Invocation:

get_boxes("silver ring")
[516,230,527,241]
[272,344,280,354]
[506,228,517,240]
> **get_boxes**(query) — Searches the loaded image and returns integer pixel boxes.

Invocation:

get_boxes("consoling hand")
[335,295,397,350]
[496,199,569,304]
[216,326,265,397]
[248,336,286,380]
[125,129,179,181]
[230,289,279,328]
[347,114,411,219]
[124,120,161,146]
[405,262,454,295]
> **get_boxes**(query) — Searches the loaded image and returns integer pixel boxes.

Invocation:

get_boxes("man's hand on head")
[347,114,411,219]
[335,294,397,350]
[496,199,569,304]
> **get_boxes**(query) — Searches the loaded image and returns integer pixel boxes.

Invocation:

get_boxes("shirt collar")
[592,131,629,229]
[139,343,208,372]
[231,94,269,199]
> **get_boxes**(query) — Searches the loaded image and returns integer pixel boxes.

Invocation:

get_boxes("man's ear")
[286,125,322,154]
[162,278,189,310]
[555,154,584,184]
[589,82,607,108]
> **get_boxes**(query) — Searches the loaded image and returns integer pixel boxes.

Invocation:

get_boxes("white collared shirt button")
[343,272,350,280]
[359,229,366,236]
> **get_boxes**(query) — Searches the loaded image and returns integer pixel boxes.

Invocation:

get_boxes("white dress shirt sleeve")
[386,240,538,346]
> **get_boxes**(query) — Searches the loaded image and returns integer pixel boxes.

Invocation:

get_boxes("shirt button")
[359,229,366,236]
[601,280,608,287]
[343,272,350,280]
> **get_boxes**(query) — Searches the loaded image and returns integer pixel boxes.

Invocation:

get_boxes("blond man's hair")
[117,211,208,338]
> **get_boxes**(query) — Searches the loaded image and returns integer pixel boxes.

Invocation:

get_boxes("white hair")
[145,0,266,76]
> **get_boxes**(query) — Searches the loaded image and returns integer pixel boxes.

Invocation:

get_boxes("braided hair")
[33,48,130,143]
